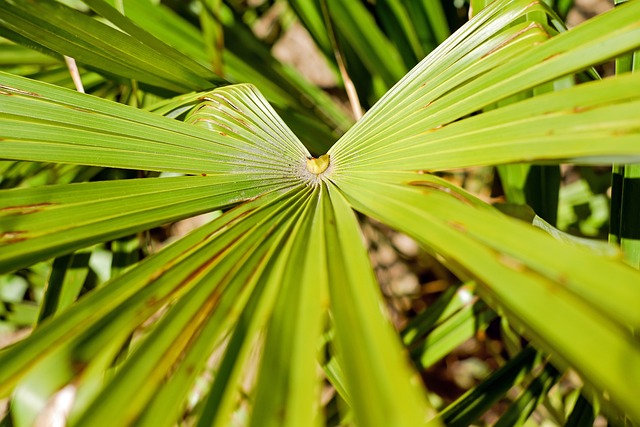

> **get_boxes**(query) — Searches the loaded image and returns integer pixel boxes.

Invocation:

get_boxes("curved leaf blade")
[0,176,285,273]
[323,184,439,426]
[330,0,640,169]
[0,0,224,92]
[335,172,640,421]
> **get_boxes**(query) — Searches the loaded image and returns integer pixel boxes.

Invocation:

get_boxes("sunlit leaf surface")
[1,0,640,425]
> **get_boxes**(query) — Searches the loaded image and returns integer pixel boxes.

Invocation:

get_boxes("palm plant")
[1,0,639,426]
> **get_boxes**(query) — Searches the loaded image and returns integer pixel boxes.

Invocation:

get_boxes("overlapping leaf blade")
[0,66,442,426]
[334,172,640,420]
[441,347,541,426]
[0,189,283,395]
[330,0,640,169]
[72,187,311,426]
[322,185,438,426]
[0,0,224,92]
[0,176,285,273]
[326,7,640,420]
[333,74,640,171]
[102,0,351,150]
[0,76,313,275]
[249,188,326,427]
[0,73,310,175]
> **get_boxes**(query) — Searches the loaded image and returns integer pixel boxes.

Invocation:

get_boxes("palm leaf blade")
[336,175,640,420]
[323,185,439,426]
[0,176,284,273]
[0,0,223,92]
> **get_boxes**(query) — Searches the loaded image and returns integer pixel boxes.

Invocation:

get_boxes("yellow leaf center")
[306,154,330,175]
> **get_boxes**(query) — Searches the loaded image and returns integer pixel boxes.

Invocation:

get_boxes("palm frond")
[1,0,639,425]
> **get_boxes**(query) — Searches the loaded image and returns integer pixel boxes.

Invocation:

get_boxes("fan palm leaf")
[1,0,639,425]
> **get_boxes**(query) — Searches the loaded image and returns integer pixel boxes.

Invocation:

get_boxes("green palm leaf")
[335,174,640,420]
[1,0,640,425]
[0,0,224,92]
[0,176,281,273]
[330,0,640,168]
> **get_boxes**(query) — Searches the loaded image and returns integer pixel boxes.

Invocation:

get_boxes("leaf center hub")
[306,154,330,175]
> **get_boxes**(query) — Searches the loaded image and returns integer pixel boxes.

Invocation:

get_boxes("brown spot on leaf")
[145,296,158,307]
[481,22,544,59]
[557,273,570,286]
[178,256,221,290]
[572,105,591,113]
[543,53,561,62]
[0,84,41,97]
[235,117,252,128]
[67,105,95,113]
[0,231,27,243]
[409,181,474,205]
[424,124,445,133]
[526,0,542,9]
[211,93,241,112]
[497,253,526,272]
[0,202,56,214]
[448,220,467,232]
